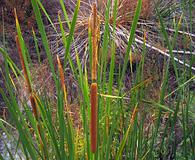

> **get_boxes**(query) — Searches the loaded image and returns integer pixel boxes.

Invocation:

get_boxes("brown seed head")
[90,83,98,153]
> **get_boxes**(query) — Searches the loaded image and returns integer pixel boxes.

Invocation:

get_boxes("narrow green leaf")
[119,0,142,91]
[31,0,57,85]
[63,0,80,68]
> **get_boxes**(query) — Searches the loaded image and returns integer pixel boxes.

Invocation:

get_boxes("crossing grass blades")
[0,0,195,159]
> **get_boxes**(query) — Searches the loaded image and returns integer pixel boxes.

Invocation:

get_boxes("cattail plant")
[89,3,100,153]
[15,8,46,159]
[15,34,45,158]
[0,0,194,159]
[15,35,39,118]
[57,55,68,107]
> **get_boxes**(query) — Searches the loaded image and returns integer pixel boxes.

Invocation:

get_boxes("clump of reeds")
[15,34,45,158]
[14,8,45,158]
[0,0,194,159]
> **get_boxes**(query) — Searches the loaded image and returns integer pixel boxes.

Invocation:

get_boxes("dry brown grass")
[117,0,153,23]
[54,0,156,67]
[1,0,34,28]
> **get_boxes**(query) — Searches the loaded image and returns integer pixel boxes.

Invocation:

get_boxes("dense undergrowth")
[0,0,195,159]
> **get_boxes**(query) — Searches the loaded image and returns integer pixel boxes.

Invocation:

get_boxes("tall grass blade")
[119,0,142,91]
[63,0,80,68]
[31,0,57,84]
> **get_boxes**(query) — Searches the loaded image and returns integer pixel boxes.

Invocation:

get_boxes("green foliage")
[0,0,194,159]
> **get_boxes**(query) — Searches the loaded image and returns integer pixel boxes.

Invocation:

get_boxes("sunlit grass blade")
[0,47,24,82]
[58,12,67,51]
[59,0,70,29]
